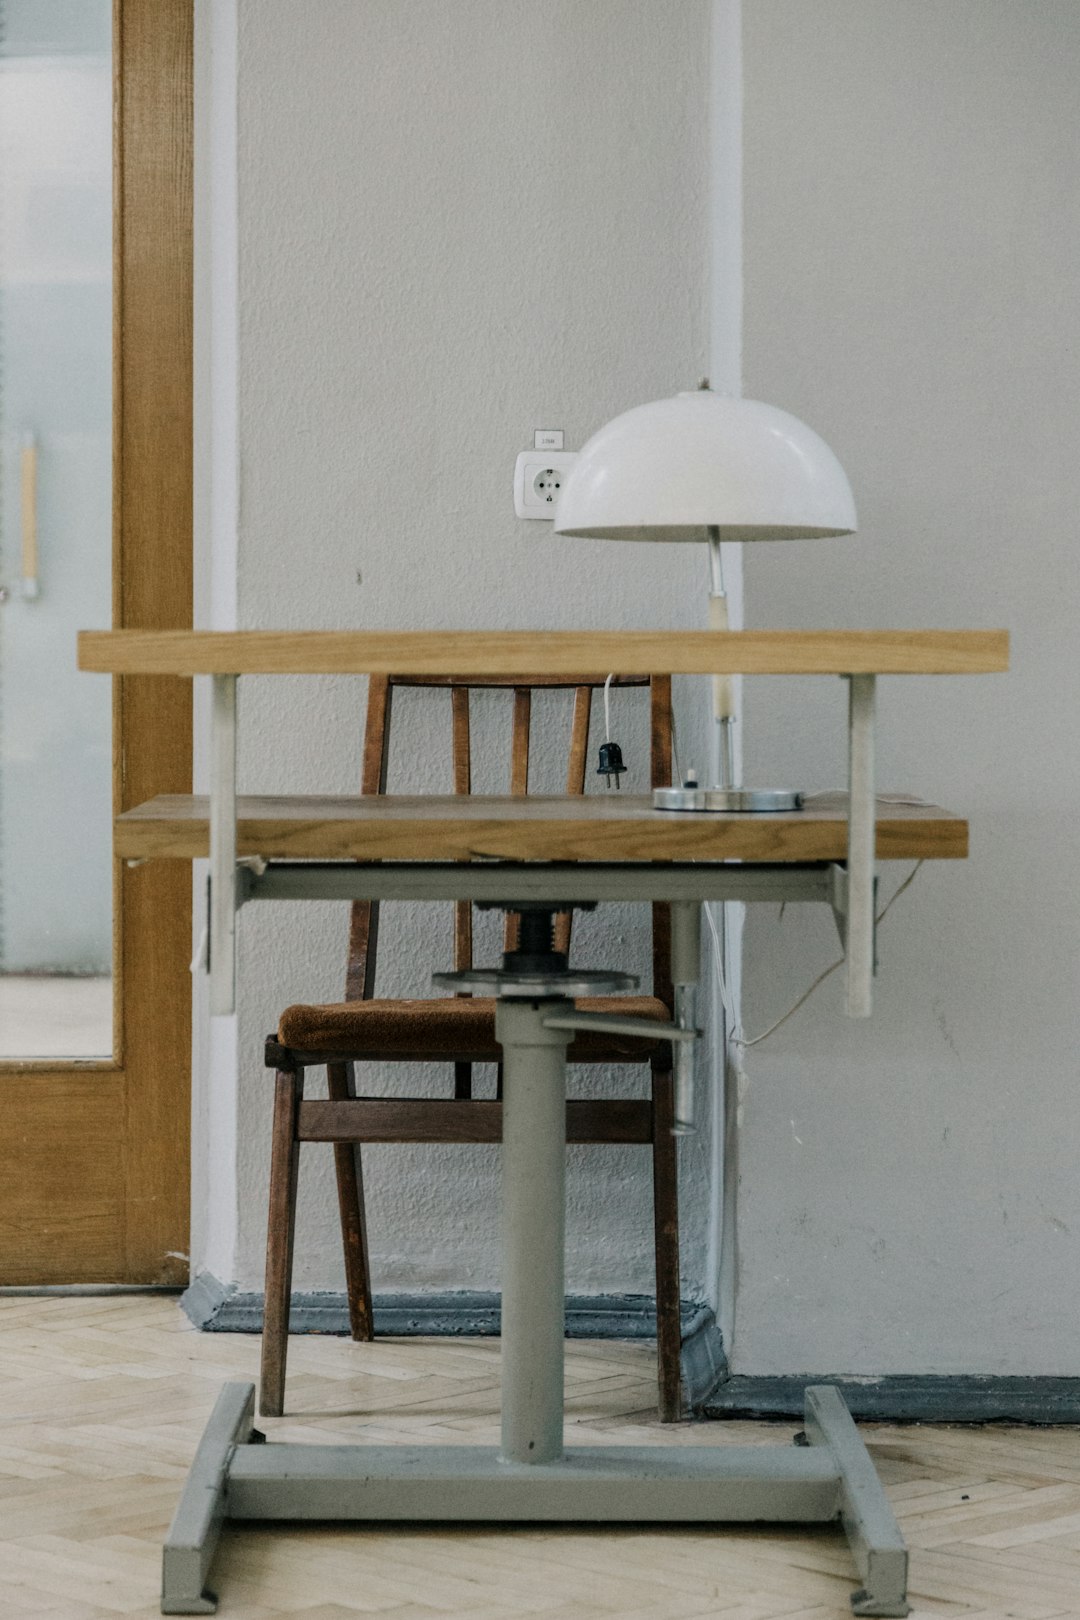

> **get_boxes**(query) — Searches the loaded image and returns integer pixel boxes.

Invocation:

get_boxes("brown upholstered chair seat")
[278,994,671,1062]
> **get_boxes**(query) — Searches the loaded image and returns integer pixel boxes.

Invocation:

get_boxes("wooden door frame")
[0,0,192,1284]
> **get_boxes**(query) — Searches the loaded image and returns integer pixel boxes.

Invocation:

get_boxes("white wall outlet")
[513,449,577,519]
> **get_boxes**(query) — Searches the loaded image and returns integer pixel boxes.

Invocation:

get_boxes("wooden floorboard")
[0,1295,1076,1618]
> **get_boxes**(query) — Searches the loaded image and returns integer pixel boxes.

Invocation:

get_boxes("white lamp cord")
[707,860,924,1052]
[672,695,924,1050]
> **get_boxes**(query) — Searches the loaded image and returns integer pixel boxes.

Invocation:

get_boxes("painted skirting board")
[180,1277,1080,1422]
[705,1374,1080,1425]
[181,1273,727,1412]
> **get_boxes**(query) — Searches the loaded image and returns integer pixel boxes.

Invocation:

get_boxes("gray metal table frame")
[164,855,908,1618]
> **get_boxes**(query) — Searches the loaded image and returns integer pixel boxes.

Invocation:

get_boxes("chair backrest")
[345,674,674,1007]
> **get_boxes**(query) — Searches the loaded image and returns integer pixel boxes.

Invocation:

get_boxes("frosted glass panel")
[0,0,112,1057]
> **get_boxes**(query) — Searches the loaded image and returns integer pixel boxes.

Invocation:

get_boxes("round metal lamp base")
[653,786,804,813]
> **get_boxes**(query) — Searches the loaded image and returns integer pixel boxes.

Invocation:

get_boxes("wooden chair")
[261,673,683,1421]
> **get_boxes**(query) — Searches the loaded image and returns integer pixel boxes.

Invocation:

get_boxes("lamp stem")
[706,526,735,788]
[707,526,725,594]
[718,715,735,790]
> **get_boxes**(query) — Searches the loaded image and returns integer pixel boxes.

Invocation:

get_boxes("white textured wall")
[222,0,717,1299]
[736,0,1080,1373]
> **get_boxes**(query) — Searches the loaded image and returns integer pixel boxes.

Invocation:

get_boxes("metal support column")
[846,673,876,1017]
[495,996,573,1465]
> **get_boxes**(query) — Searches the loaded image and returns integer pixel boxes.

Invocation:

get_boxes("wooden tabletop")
[79,628,1009,677]
[116,792,968,863]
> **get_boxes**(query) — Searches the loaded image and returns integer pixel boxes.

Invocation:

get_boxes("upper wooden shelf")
[78,628,1009,678]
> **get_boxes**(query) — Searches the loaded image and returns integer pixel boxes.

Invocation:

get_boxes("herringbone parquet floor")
[0,1295,1078,1619]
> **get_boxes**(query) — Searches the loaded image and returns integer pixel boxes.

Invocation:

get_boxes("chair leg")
[261,1068,305,1418]
[651,1068,683,1422]
[327,1060,374,1342]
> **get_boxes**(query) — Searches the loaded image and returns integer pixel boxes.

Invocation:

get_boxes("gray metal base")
[164,982,907,1618]
[161,1382,258,1614]
[653,785,804,812]
[162,1381,909,1617]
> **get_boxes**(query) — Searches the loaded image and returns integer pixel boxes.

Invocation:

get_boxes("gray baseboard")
[703,1373,1080,1426]
[181,1278,1080,1424]
[680,1303,729,1412]
[181,1273,727,1413]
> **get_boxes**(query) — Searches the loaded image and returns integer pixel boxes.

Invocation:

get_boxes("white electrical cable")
[704,901,739,1034]
[670,704,682,788]
[603,672,614,743]
[673,707,926,1045]
[706,860,925,1052]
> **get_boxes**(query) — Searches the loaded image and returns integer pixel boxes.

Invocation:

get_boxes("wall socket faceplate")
[513,449,577,519]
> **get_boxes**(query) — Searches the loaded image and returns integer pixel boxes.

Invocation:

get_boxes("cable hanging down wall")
[707,860,924,1056]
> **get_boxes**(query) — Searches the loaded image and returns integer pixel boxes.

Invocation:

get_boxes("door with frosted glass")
[0,0,192,1284]
[0,0,112,1057]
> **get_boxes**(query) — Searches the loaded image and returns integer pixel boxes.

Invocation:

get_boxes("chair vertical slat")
[510,687,531,793]
[504,688,532,954]
[346,676,393,1001]
[567,685,592,793]
[650,674,674,1008]
[554,685,592,959]
[650,673,673,789]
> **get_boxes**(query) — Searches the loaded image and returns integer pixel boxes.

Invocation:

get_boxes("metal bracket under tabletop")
[203,673,877,1017]
[829,863,879,968]
[846,673,876,1017]
[212,856,880,1017]
[236,859,841,906]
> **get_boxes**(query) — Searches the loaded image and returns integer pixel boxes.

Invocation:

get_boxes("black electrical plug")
[597,741,627,789]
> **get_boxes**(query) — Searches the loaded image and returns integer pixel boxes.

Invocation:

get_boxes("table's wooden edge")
[79,627,1010,677]
[114,802,969,863]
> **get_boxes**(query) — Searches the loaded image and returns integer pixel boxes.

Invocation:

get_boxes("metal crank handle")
[541,1011,699,1045]
[541,1010,700,1139]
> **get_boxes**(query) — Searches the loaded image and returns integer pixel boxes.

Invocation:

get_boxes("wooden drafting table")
[78,627,1008,1618]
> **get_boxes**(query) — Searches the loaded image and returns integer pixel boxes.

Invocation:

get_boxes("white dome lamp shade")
[554,386,856,542]
[553,383,857,812]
